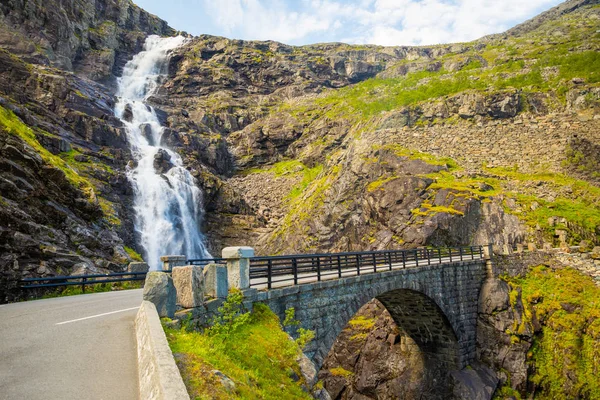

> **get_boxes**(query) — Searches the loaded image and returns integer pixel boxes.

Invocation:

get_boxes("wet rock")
[153,148,174,174]
[140,123,154,145]
[123,103,134,122]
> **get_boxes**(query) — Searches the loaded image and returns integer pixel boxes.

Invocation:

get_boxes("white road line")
[55,306,140,325]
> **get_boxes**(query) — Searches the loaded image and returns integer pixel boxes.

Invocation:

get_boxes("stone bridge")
[157,246,491,372]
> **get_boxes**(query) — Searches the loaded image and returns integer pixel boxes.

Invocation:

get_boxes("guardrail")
[19,271,150,293]
[18,257,227,293]
[187,258,226,266]
[248,246,484,289]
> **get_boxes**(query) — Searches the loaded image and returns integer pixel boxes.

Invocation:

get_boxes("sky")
[134,0,564,46]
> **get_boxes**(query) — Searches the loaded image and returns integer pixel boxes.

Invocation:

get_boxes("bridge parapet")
[145,246,489,370]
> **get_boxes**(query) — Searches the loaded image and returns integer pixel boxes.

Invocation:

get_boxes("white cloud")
[201,0,562,45]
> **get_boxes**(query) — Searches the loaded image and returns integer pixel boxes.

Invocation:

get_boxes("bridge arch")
[254,260,486,371]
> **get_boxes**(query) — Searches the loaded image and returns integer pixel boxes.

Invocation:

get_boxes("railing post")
[427,249,431,265]
[415,249,419,267]
[459,247,463,261]
[372,253,377,273]
[267,259,272,289]
[82,277,86,294]
[388,252,392,270]
[337,255,342,278]
[438,248,442,264]
[449,247,453,263]
[471,246,475,260]
[293,258,298,285]
[479,246,484,259]
[356,254,361,275]
[402,251,406,268]
[222,247,254,290]
[316,257,321,281]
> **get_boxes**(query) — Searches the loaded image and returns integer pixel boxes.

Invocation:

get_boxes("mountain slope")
[0,0,598,302]
[153,0,600,255]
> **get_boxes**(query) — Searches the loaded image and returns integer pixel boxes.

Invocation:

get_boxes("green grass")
[502,266,600,399]
[165,303,313,400]
[485,167,600,242]
[124,246,143,262]
[242,160,324,201]
[308,43,599,121]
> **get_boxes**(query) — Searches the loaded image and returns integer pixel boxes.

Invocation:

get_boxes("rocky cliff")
[147,0,599,257]
[0,0,175,300]
[0,0,598,300]
[0,0,174,82]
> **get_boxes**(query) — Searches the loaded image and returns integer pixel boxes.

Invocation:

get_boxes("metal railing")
[18,257,227,292]
[187,258,226,266]
[249,246,484,289]
[19,271,150,293]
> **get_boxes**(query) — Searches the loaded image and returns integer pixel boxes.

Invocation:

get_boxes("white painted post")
[222,247,254,290]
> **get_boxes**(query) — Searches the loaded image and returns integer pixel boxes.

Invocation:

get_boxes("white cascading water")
[115,35,211,270]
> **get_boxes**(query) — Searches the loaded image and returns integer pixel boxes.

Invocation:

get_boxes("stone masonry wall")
[246,260,487,370]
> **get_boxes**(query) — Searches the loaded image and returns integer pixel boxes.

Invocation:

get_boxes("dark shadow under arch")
[376,288,460,370]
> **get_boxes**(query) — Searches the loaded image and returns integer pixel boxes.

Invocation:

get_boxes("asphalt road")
[0,289,143,400]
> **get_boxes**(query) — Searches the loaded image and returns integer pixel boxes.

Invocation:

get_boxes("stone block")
[143,272,176,318]
[203,263,228,298]
[222,247,253,290]
[222,246,255,259]
[128,262,149,273]
[160,255,186,271]
[172,265,204,308]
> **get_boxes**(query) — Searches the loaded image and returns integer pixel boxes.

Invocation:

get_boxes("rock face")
[1,0,599,302]
[476,277,536,394]
[319,299,452,400]
[0,47,140,302]
[0,0,174,81]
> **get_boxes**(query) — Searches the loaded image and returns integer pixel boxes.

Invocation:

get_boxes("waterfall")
[115,35,211,270]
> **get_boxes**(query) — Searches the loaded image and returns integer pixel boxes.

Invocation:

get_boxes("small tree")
[283,307,315,350]
[208,288,251,338]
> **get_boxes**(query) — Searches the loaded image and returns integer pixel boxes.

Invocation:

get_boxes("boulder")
[143,272,176,318]
[153,148,174,174]
[122,103,133,122]
[127,262,149,273]
[450,362,498,400]
[579,240,593,253]
[172,265,204,308]
[296,352,318,389]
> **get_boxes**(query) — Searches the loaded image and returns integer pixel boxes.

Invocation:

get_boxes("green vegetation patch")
[487,167,600,242]
[0,105,93,194]
[124,246,143,262]
[165,297,313,400]
[503,266,600,399]
[0,105,120,225]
